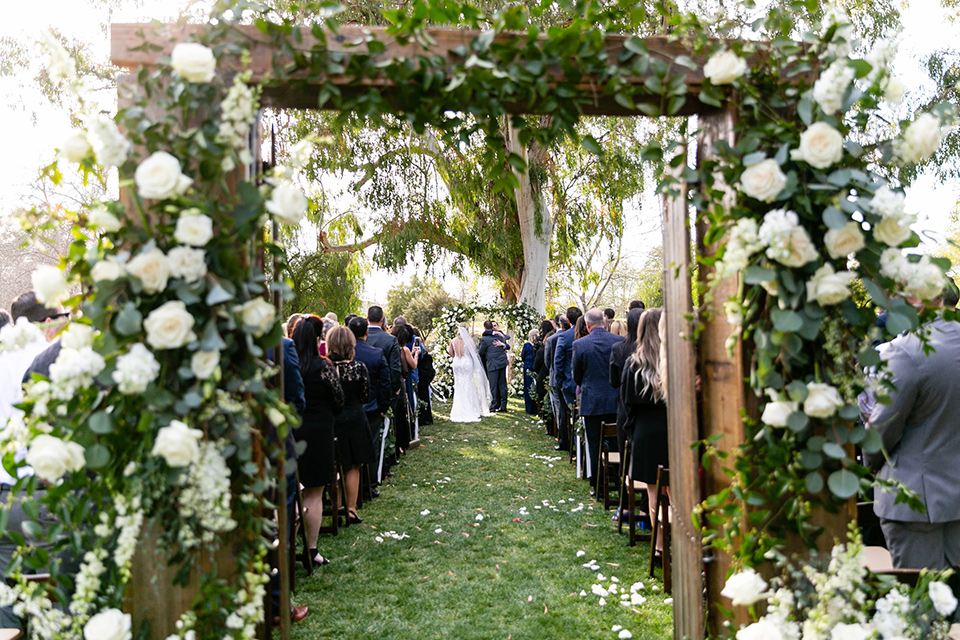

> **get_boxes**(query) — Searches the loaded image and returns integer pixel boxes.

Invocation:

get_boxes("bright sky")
[2,0,958,304]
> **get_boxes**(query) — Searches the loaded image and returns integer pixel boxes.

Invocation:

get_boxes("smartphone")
[414,337,422,349]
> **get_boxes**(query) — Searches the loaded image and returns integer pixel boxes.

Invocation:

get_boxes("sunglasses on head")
[47,312,70,321]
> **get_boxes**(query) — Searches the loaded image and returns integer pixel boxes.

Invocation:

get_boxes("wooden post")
[661,141,705,640]
[695,107,754,635]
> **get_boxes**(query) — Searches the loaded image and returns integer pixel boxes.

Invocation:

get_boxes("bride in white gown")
[448,324,493,423]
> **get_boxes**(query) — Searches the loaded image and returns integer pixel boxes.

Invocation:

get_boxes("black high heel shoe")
[347,510,362,525]
[308,548,330,565]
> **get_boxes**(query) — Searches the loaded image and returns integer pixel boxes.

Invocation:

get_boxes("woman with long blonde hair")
[620,308,668,539]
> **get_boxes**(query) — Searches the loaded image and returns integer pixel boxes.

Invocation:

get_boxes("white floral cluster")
[760,381,845,429]
[716,218,764,280]
[177,441,237,548]
[812,61,854,116]
[0,316,45,353]
[112,494,145,582]
[880,249,948,301]
[728,536,958,640]
[223,562,268,639]
[112,343,161,394]
[48,344,106,401]
[60,114,132,168]
[2,578,72,640]
[218,75,258,170]
[69,548,109,619]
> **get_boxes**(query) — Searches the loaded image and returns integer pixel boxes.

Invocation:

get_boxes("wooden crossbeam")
[110,23,718,116]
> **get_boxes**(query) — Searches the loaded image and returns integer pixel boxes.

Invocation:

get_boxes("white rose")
[723,300,743,326]
[174,212,214,247]
[869,185,906,218]
[170,42,216,83]
[824,222,865,259]
[761,400,798,428]
[167,246,207,283]
[882,76,905,105]
[88,207,122,232]
[806,263,855,306]
[134,151,192,200]
[60,130,91,163]
[812,61,854,115]
[60,324,94,350]
[143,300,196,350]
[83,608,131,640]
[87,115,131,168]
[190,349,220,380]
[803,382,844,419]
[739,159,787,203]
[91,259,125,283]
[829,622,872,640]
[265,182,308,225]
[790,122,844,169]
[873,214,914,247]
[929,581,958,617]
[720,568,768,606]
[769,226,819,268]
[152,420,203,467]
[126,248,170,294]
[880,248,908,280]
[25,434,86,484]
[236,298,276,338]
[736,619,784,640]
[895,113,943,164]
[704,50,748,85]
[32,264,70,307]
[112,343,161,394]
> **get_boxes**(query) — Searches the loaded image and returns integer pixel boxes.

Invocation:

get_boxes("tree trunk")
[506,118,553,314]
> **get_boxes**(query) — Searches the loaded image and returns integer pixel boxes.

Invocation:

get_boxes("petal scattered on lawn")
[421,509,431,516]
[631,593,646,605]
[618,630,633,639]
[598,597,606,606]
[576,550,586,557]
[434,528,443,534]
[612,625,622,632]
[475,514,484,521]
[630,582,644,593]
[579,590,587,597]
[664,598,674,605]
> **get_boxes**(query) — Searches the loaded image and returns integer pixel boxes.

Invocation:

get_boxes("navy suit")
[573,327,623,488]
[366,326,402,395]
[354,338,392,453]
[282,337,306,417]
[552,327,577,450]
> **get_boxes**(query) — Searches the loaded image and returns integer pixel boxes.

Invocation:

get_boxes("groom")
[478,320,510,412]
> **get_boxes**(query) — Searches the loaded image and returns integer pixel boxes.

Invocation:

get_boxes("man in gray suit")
[866,285,960,569]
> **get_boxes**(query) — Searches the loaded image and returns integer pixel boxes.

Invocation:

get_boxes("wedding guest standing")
[553,308,582,451]
[545,316,569,447]
[521,329,538,414]
[572,309,624,494]
[348,317,391,453]
[621,308,667,535]
[293,315,343,566]
[326,326,377,524]
[366,306,402,472]
[390,323,420,453]
[609,308,643,469]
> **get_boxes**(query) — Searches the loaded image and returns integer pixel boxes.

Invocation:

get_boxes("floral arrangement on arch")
[676,1,959,637]
[0,32,314,640]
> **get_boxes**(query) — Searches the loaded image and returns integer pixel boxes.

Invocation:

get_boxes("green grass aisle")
[288,398,673,640]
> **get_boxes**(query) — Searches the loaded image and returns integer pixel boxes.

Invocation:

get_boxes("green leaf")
[742,151,766,167]
[744,266,776,284]
[580,135,602,156]
[89,411,114,435]
[862,279,889,308]
[861,429,883,454]
[772,309,803,333]
[624,36,648,55]
[800,450,822,469]
[822,207,848,229]
[786,380,808,402]
[674,55,698,70]
[827,169,852,186]
[886,307,916,335]
[822,442,847,459]
[787,411,809,432]
[199,319,228,351]
[114,303,143,336]
[849,59,873,79]
[805,472,824,494]
[206,284,235,306]
[85,444,111,470]
[798,96,813,125]
[838,405,860,420]
[857,346,881,368]
[807,436,825,452]
[827,469,860,500]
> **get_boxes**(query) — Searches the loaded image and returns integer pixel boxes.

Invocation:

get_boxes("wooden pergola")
[111,22,774,640]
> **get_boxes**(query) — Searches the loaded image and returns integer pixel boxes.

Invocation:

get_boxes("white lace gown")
[450,355,483,423]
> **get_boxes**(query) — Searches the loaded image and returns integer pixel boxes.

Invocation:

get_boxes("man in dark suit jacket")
[545,316,569,448]
[349,317,392,445]
[366,306,402,396]
[478,320,511,412]
[866,295,960,569]
[553,307,582,451]
[573,308,624,492]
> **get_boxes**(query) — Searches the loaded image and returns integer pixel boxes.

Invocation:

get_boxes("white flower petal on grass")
[420,509,430,516]
[631,593,646,605]
[664,598,673,605]
[576,550,586,557]
[612,625,622,632]
[598,597,606,607]
[630,582,644,593]
[475,514,484,521]
[434,528,442,534]
[579,590,587,597]
[618,631,633,640]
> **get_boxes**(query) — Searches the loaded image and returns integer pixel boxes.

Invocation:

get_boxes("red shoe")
[273,605,309,625]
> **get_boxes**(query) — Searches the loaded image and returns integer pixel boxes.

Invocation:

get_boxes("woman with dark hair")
[326,325,376,524]
[574,316,589,341]
[292,315,343,565]
[621,308,667,534]
[390,323,420,454]
[285,313,304,339]
[533,319,555,423]
[521,329,538,414]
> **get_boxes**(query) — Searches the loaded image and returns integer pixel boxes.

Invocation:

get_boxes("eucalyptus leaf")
[89,412,114,435]
[827,469,860,500]
[206,285,235,306]
[85,444,111,470]
[805,472,824,494]
[772,309,803,333]
[744,266,776,284]
[822,442,847,460]
[785,380,808,402]
[861,429,883,454]
[114,303,143,336]
[799,450,822,470]
[822,207,848,229]
[787,411,809,432]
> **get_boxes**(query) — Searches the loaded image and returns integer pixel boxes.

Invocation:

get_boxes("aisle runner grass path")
[288,398,673,640]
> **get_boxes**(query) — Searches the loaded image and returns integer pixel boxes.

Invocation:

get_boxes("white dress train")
[448,328,493,423]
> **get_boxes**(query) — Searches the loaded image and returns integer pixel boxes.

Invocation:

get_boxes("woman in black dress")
[620,308,667,532]
[609,308,644,469]
[293,315,343,565]
[326,326,377,524]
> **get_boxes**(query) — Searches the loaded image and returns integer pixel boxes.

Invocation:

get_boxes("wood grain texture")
[695,107,753,635]
[110,23,719,117]
[661,142,705,640]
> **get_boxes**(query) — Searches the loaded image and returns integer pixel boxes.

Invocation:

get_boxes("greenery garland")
[4,0,957,637]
